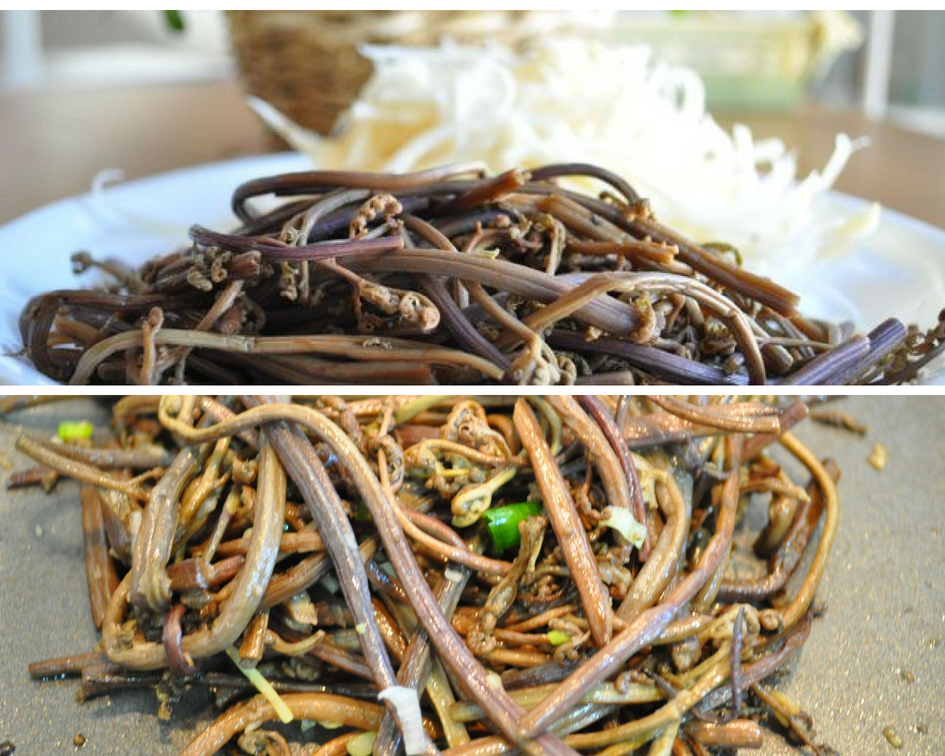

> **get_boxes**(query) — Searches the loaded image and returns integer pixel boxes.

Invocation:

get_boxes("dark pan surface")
[0,396,942,755]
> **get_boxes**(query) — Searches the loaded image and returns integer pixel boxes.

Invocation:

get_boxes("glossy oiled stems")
[616,476,689,621]
[347,248,640,336]
[518,459,740,741]
[247,400,400,698]
[159,398,578,756]
[577,395,649,560]
[23,154,938,386]
[30,438,174,468]
[718,459,839,603]
[25,394,846,756]
[624,213,800,315]
[15,435,149,500]
[546,395,636,531]
[619,400,806,451]
[517,272,766,384]
[69,329,506,385]
[179,693,386,756]
[686,720,763,749]
[515,398,613,646]
[742,400,809,459]
[646,396,780,434]
[443,705,619,756]
[772,433,839,631]
[80,484,120,630]
[695,608,813,714]
[374,548,478,756]
[102,442,286,669]
[127,443,203,613]
[255,400,576,756]
[261,538,378,610]
[231,161,487,221]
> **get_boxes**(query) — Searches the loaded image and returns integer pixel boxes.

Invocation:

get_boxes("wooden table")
[2,79,944,229]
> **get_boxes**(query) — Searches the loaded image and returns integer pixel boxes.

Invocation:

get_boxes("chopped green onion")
[600,507,647,549]
[481,502,543,552]
[300,720,317,733]
[224,647,293,723]
[57,421,94,442]
[347,731,377,756]
[319,721,344,729]
[546,630,570,646]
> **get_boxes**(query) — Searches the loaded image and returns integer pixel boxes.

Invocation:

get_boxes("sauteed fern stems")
[20,163,945,384]
[16,395,839,755]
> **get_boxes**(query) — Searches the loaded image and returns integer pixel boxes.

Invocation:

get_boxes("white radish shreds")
[253,37,877,274]
[377,685,427,756]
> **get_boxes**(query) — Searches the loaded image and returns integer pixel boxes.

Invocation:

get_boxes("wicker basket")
[227,11,594,137]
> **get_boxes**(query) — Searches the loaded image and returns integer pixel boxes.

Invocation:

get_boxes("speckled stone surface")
[0,396,942,755]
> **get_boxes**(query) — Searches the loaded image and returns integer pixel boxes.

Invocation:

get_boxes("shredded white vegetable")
[377,686,427,756]
[252,37,878,274]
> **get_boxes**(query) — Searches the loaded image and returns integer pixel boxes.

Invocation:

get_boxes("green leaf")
[163,10,185,32]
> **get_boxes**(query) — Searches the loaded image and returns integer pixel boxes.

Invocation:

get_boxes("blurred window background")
[1,9,943,137]
[0,10,230,90]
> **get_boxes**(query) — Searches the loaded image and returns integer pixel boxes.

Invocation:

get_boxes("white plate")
[1,153,943,385]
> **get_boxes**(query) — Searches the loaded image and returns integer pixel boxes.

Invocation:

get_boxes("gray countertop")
[0,396,942,755]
